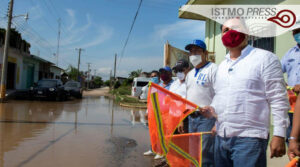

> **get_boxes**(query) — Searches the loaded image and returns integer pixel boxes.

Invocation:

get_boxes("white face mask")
[189,55,202,67]
[176,72,185,81]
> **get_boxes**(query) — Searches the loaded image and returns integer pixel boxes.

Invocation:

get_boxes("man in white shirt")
[204,18,289,167]
[140,70,160,100]
[170,59,190,134]
[169,59,190,98]
[185,39,218,167]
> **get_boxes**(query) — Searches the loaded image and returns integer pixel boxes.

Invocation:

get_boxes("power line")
[46,0,69,33]
[117,0,143,69]
[12,20,55,52]
[12,21,75,67]
[29,0,57,34]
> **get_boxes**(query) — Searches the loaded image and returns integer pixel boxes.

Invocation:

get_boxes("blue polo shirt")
[281,45,300,86]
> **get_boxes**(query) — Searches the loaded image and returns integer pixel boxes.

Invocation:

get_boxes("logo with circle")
[267,9,296,28]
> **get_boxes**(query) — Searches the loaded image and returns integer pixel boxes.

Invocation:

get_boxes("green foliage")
[120,95,140,103]
[93,76,103,87]
[112,84,145,105]
[121,78,133,86]
[66,65,83,81]
[117,85,131,95]
[104,80,111,86]
[129,69,142,79]
[114,81,121,89]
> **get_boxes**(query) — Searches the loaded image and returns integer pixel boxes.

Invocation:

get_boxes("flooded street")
[0,96,154,167]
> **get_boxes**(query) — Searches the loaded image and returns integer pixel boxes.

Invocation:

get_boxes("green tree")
[104,80,111,87]
[129,69,142,79]
[93,76,103,88]
[66,65,83,81]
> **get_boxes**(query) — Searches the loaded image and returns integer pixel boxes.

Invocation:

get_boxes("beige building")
[179,0,300,64]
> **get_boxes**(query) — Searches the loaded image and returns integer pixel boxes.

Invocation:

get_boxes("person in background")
[143,70,161,157]
[140,71,160,100]
[170,59,190,134]
[204,17,289,167]
[185,39,218,167]
[158,66,174,90]
[149,66,174,160]
[281,16,300,145]
[169,59,190,98]
[288,95,300,166]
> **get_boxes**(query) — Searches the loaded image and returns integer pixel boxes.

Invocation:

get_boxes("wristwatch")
[288,136,298,141]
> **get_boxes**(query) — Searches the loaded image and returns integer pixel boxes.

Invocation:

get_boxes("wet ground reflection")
[0,97,153,167]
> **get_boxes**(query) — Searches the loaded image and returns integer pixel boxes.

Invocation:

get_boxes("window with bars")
[248,36,275,53]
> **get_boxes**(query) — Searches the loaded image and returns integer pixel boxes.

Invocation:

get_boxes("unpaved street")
[0,89,290,167]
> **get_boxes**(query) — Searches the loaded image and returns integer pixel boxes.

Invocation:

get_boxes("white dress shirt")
[169,79,187,98]
[211,45,290,139]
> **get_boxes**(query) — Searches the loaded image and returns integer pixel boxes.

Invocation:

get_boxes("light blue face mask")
[151,77,159,84]
[294,33,300,44]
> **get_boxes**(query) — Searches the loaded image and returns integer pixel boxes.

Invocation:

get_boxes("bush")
[117,85,131,95]
[122,78,133,86]
[114,81,121,89]
[104,80,111,86]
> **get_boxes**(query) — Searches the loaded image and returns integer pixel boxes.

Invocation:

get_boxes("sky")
[0,0,205,80]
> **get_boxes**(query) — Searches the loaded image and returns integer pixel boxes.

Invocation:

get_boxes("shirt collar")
[225,45,253,62]
[161,79,174,88]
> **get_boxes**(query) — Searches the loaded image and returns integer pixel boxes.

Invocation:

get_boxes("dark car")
[29,79,68,101]
[63,81,82,98]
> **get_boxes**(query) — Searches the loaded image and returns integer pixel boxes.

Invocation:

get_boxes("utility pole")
[0,0,14,102]
[56,18,61,66]
[113,54,117,88]
[75,48,84,82]
[87,63,91,90]
[109,70,112,90]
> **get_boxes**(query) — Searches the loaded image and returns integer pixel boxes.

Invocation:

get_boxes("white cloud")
[97,67,128,80]
[97,67,112,79]
[80,26,113,48]
[59,13,96,47]
[76,14,92,32]
[154,20,205,40]
[66,9,76,31]
[28,5,43,21]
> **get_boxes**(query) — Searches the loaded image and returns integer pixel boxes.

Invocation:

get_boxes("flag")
[287,86,298,113]
[147,82,211,167]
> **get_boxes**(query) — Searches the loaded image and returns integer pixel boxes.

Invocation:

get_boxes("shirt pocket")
[286,58,295,73]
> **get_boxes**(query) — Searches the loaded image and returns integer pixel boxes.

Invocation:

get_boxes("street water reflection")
[0,97,153,167]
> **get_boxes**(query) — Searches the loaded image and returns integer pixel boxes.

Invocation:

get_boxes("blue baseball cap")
[185,39,206,51]
[159,66,172,72]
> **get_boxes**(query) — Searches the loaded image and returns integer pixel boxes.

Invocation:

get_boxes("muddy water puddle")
[0,97,154,167]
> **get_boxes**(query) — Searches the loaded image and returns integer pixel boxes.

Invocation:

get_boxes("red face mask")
[160,74,170,82]
[222,30,246,48]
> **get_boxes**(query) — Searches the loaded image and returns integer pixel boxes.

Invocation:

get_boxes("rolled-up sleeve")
[262,53,290,138]
[280,54,287,73]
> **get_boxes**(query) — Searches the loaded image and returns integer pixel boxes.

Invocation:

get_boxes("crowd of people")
[142,17,300,167]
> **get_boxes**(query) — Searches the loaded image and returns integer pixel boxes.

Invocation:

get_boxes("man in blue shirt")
[281,17,300,145]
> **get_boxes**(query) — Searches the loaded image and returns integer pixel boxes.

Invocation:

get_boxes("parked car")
[131,77,151,97]
[29,79,68,101]
[63,81,83,98]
